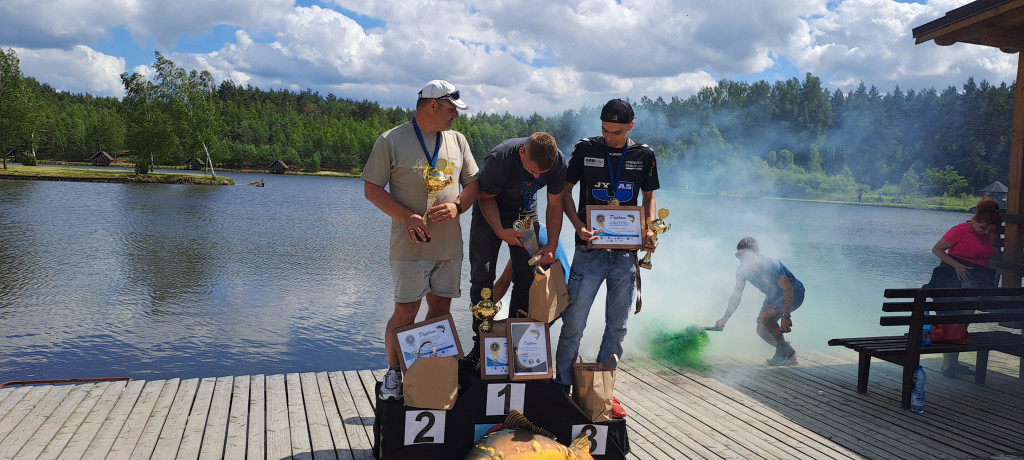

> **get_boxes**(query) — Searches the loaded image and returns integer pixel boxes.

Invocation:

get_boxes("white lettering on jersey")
[584,157,604,167]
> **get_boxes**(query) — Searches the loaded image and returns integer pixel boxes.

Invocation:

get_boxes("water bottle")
[910,365,926,413]
[922,311,932,346]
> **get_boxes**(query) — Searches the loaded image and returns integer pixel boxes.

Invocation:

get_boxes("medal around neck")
[512,214,532,232]
[639,208,672,269]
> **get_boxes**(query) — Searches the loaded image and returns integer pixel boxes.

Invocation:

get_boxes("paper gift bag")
[571,354,618,422]
[403,343,458,410]
[528,264,571,324]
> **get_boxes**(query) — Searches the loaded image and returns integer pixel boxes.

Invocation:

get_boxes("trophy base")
[638,260,652,270]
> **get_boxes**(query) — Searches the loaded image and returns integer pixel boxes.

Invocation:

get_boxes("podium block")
[372,367,628,459]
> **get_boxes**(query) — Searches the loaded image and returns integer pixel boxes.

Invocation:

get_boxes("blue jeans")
[554,246,637,387]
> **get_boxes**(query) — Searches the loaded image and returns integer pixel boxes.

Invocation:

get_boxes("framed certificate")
[586,205,645,249]
[479,332,510,380]
[506,318,553,380]
[393,314,463,372]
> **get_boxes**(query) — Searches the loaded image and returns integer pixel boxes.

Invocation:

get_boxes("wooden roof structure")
[913,0,1024,285]
[90,151,113,161]
[913,0,1024,52]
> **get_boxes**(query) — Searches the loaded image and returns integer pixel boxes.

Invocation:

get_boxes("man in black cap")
[553,98,660,418]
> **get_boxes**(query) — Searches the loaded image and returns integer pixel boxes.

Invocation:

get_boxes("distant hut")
[90,150,114,166]
[183,158,206,171]
[981,180,1009,206]
[268,160,290,174]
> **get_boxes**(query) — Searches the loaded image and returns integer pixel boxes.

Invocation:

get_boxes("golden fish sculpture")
[465,410,593,460]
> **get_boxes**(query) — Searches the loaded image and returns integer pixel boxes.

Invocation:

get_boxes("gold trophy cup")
[639,208,671,270]
[470,288,502,332]
[422,166,453,223]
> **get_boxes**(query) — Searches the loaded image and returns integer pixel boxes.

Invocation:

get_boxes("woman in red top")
[930,199,1002,377]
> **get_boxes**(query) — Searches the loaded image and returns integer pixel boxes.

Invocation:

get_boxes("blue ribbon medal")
[413,118,452,224]
[513,176,539,232]
[604,140,628,205]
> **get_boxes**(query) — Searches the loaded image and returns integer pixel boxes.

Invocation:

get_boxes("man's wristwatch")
[454,201,463,214]
[783,312,791,319]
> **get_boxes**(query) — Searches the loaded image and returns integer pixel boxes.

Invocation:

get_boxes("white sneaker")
[379,368,403,401]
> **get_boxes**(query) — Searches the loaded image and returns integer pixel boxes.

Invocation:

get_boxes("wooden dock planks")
[0,349,1019,459]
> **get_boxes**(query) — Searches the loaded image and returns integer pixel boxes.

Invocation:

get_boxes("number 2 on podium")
[404,410,446,445]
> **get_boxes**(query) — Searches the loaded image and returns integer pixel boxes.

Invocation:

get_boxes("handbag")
[527,263,570,324]
[403,342,458,410]
[923,256,998,289]
[571,354,618,422]
[922,263,957,289]
[932,323,970,344]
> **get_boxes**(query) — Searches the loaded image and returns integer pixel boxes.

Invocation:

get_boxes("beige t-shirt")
[362,122,479,261]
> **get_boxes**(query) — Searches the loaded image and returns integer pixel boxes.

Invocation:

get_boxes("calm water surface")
[0,172,971,380]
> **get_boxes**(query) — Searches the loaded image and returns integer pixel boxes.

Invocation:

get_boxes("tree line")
[1,48,1016,199]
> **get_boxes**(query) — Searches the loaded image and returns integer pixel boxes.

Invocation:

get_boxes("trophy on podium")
[470,288,502,332]
[421,159,453,224]
[639,208,671,270]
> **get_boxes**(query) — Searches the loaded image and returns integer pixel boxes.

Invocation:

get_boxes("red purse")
[932,323,970,344]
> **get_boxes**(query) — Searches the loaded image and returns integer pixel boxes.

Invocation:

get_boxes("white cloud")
[794,0,1016,92]
[0,0,127,48]
[14,46,126,97]
[0,0,1017,116]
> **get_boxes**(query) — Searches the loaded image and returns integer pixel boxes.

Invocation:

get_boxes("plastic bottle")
[922,311,932,346]
[910,365,926,413]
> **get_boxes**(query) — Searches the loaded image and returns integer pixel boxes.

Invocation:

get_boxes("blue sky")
[0,0,1016,116]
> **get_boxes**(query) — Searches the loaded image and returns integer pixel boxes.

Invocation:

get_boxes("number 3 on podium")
[572,424,608,455]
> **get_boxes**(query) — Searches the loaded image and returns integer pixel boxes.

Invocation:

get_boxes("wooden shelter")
[90,150,113,166]
[982,180,1010,206]
[268,160,289,174]
[913,0,1024,286]
[183,158,206,171]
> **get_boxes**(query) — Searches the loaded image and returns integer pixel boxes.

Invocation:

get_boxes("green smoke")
[650,326,710,369]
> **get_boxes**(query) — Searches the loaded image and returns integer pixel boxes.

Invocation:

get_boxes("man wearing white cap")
[363,79,479,400]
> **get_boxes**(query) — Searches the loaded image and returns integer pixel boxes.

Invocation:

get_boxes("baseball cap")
[600,99,634,123]
[418,80,468,110]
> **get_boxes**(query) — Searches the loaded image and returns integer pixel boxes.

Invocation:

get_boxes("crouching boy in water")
[715,237,805,365]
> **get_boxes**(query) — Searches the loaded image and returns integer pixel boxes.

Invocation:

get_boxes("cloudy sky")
[0,0,1017,117]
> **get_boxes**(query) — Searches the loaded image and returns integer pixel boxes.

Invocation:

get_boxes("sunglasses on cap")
[436,90,460,101]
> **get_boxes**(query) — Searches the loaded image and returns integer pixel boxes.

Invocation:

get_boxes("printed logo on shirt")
[624,160,645,170]
[584,157,605,168]
[591,182,635,204]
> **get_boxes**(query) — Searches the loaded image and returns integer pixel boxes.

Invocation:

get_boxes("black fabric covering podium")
[372,367,628,459]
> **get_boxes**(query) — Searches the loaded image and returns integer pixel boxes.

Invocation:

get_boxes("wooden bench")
[828,287,1024,409]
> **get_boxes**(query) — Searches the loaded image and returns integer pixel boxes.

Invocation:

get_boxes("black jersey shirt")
[474,137,567,220]
[565,136,660,246]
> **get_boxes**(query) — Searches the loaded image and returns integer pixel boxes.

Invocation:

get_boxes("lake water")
[0,170,972,381]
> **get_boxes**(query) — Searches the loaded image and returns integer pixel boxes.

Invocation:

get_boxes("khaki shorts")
[390,259,463,303]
